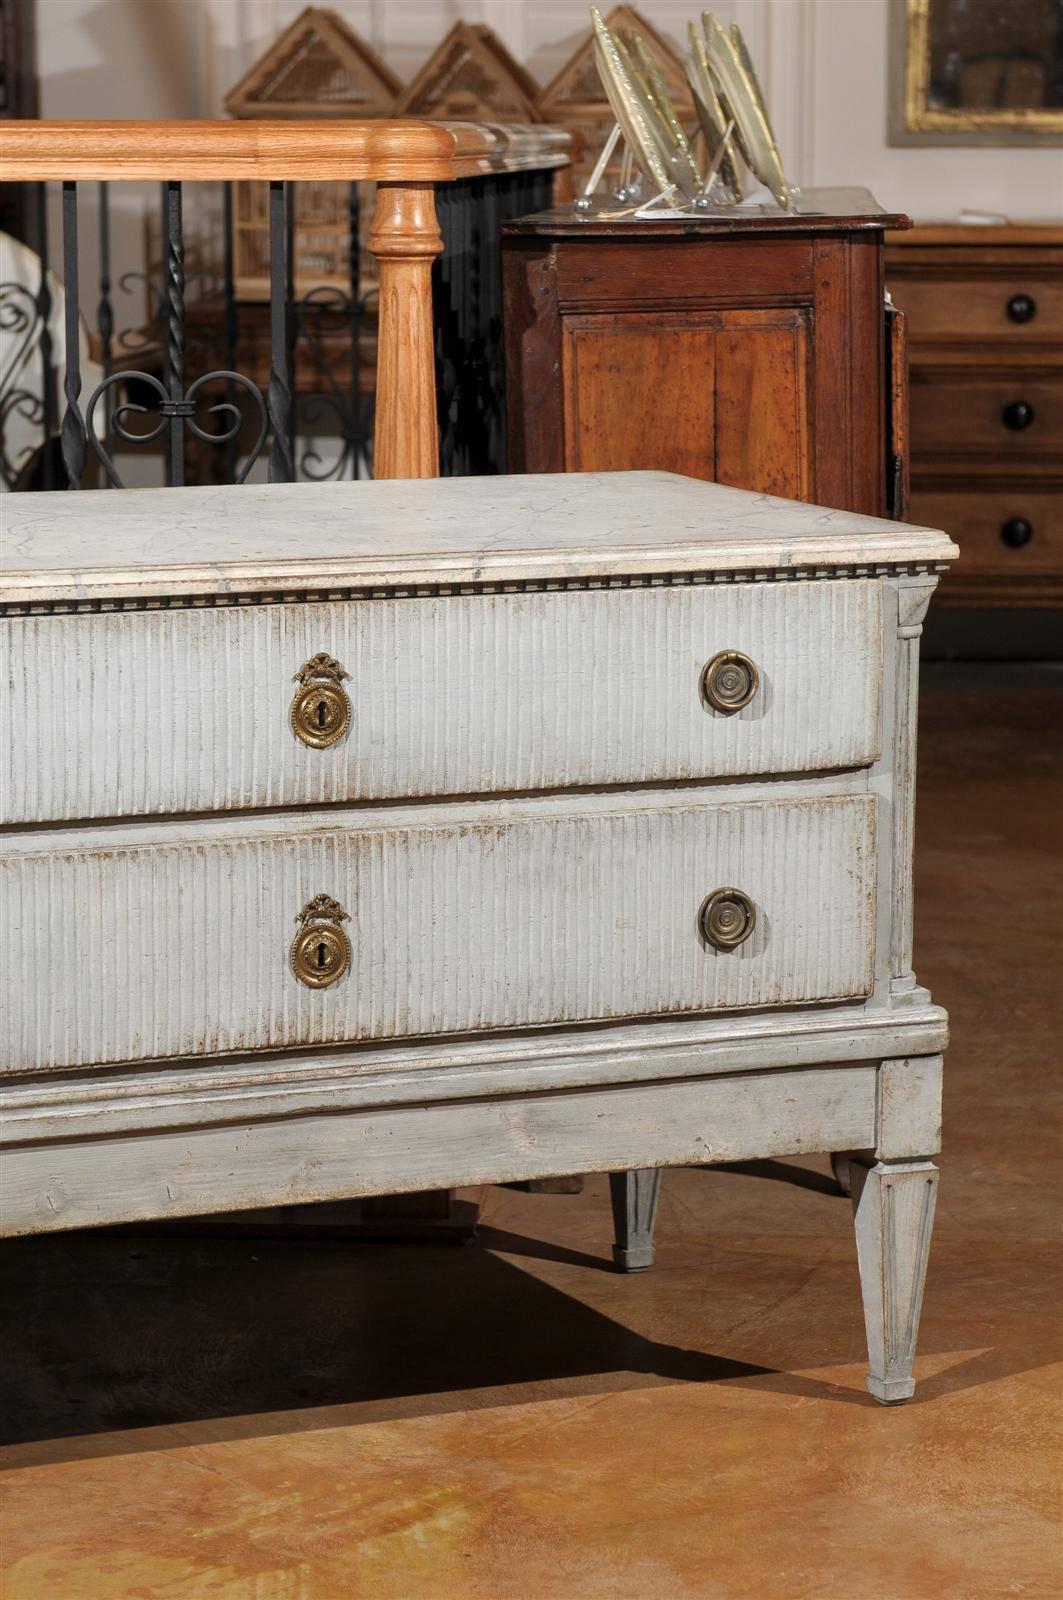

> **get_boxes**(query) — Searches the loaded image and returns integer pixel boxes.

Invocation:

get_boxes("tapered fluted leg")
[851,1157,938,1404]
[609,1168,661,1272]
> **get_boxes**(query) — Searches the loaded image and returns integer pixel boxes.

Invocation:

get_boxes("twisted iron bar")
[164,181,185,485]
[60,182,87,488]
[97,181,115,476]
[34,183,56,488]
[165,186,184,399]
[267,180,294,483]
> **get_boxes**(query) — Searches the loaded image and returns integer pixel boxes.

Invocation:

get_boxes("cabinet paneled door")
[503,188,910,520]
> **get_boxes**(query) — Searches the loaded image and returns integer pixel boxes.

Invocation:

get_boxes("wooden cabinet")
[503,188,908,519]
[886,223,1063,606]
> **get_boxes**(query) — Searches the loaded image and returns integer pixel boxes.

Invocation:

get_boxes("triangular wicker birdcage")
[222,9,402,299]
[539,6,692,117]
[396,21,541,122]
[537,6,693,184]
[224,6,402,119]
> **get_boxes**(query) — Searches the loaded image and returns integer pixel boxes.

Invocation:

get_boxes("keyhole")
[316,699,327,730]
[316,940,327,970]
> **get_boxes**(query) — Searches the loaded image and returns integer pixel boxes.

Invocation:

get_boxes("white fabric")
[0,231,103,487]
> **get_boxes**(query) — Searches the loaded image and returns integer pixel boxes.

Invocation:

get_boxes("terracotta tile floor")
[2,663,1060,1600]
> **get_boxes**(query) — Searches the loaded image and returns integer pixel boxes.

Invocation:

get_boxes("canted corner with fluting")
[890,572,940,995]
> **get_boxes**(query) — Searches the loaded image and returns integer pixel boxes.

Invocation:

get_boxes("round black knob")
[1006,293,1037,324]
[1001,517,1033,549]
[1002,400,1035,431]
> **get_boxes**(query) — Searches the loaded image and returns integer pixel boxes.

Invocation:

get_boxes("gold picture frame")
[890,0,1063,145]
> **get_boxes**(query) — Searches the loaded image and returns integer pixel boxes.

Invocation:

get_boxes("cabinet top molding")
[0,119,572,183]
[886,223,1063,247]
[2,473,957,607]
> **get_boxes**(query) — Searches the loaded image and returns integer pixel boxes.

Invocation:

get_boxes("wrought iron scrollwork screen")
[1,166,556,491]
[1,178,302,490]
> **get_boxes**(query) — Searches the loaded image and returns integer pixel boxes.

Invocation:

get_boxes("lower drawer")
[0,786,876,1072]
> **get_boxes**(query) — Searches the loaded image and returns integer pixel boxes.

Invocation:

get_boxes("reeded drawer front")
[0,788,876,1071]
[1,580,882,823]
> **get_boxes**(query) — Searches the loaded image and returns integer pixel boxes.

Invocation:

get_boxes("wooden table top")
[502,188,911,238]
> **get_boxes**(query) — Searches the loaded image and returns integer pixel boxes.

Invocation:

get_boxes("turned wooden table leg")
[610,1169,661,1272]
[850,1156,938,1404]
[369,180,443,480]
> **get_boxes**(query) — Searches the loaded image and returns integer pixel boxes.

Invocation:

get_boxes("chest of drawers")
[887,222,1063,606]
[0,471,956,1403]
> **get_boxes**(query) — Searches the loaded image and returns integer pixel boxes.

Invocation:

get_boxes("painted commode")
[0,471,957,1403]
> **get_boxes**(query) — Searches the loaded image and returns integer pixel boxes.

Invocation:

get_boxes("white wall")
[38,0,212,118]
[800,0,1062,219]
[38,0,1062,220]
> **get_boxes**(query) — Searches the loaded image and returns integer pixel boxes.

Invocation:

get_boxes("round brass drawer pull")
[701,650,759,715]
[291,652,351,749]
[699,888,756,951]
[291,893,351,989]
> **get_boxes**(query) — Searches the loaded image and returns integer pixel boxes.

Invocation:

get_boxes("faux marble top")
[1,472,957,605]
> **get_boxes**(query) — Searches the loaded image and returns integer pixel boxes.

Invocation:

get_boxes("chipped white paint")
[875,1055,943,1160]
[1,1065,881,1237]
[1,785,875,1072]
[0,470,956,1402]
[1,580,882,824]
[0,1002,950,1145]
[851,1156,940,1403]
[1,470,958,607]
[890,578,938,987]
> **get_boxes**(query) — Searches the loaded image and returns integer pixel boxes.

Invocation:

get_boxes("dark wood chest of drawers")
[886,223,1063,607]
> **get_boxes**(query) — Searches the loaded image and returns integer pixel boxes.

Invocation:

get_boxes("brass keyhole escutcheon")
[291,653,351,749]
[291,893,351,989]
[701,650,760,715]
[699,888,756,952]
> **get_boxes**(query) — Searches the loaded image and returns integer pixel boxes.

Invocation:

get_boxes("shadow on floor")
[0,1158,848,1461]
[706,1160,843,1197]
[0,1228,785,1463]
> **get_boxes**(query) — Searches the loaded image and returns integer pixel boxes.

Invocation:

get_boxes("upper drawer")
[0,786,876,1072]
[1,580,882,823]
[893,272,1063,351]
